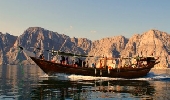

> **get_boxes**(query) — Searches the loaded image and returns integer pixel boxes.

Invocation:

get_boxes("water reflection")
[30,77,155,99]
[0,65,43,100]
[0,65,170,100]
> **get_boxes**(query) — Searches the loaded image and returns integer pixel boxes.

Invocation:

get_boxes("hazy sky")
[0,0,170,40]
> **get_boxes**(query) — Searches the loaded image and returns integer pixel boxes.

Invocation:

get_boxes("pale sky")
[0,0,170,40]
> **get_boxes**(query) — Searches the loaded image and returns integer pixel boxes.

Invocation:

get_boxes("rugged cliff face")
[4,27,92,65]
[0,32,18,64]
[0,27,170,68]
[89,36,128,58]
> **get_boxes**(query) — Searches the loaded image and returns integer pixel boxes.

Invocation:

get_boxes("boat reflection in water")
[30,76,155,100]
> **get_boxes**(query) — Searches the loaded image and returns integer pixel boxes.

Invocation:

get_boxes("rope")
[59,37,68,51]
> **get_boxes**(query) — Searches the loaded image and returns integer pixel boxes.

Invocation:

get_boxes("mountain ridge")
[0,27,169,69]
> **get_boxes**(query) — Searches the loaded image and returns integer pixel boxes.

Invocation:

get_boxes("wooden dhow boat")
[29,53,160,79]
[18,46,159,78]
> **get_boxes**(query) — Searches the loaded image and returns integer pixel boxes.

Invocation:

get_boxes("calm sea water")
[0,65,170,100]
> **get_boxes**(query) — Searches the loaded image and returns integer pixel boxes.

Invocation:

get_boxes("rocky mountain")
[0,32,18,64]
[0,27,170,69]
[121,30,170,68]
[4,27,92,65]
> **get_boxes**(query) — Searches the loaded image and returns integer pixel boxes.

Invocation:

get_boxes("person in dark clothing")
[78,58,82,67]
[66,57,69,65]
[62,56,65,64]
[83,61,86,67]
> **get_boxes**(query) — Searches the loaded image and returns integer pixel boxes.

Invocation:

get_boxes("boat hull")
[30,57,158,78]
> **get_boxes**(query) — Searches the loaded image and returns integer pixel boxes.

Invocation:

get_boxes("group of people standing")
[60,56,90,68]
[39,54,91,68]
[60,56,69,65]
[74,58,89,68]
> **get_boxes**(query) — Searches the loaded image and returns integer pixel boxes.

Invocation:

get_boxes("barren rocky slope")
[0,27,170,68]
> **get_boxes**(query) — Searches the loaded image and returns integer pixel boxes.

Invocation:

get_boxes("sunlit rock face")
[0,32,18,64]
[2,27,92,65]
[121,29,170,69]
[1,27,170,68]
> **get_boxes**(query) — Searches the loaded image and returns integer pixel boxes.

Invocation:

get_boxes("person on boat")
[66,56,69,65]
[39,54,44,60]
[62,56,65,64]
[86,61,89,68]
[92,63,95,68]
[51,56,56,63]
[72,60,75,66]
[78,58,82,67]
[83,61,86,67]
[75,61,78,67]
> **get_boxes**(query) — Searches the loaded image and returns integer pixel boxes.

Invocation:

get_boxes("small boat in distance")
[28,50,160,79]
